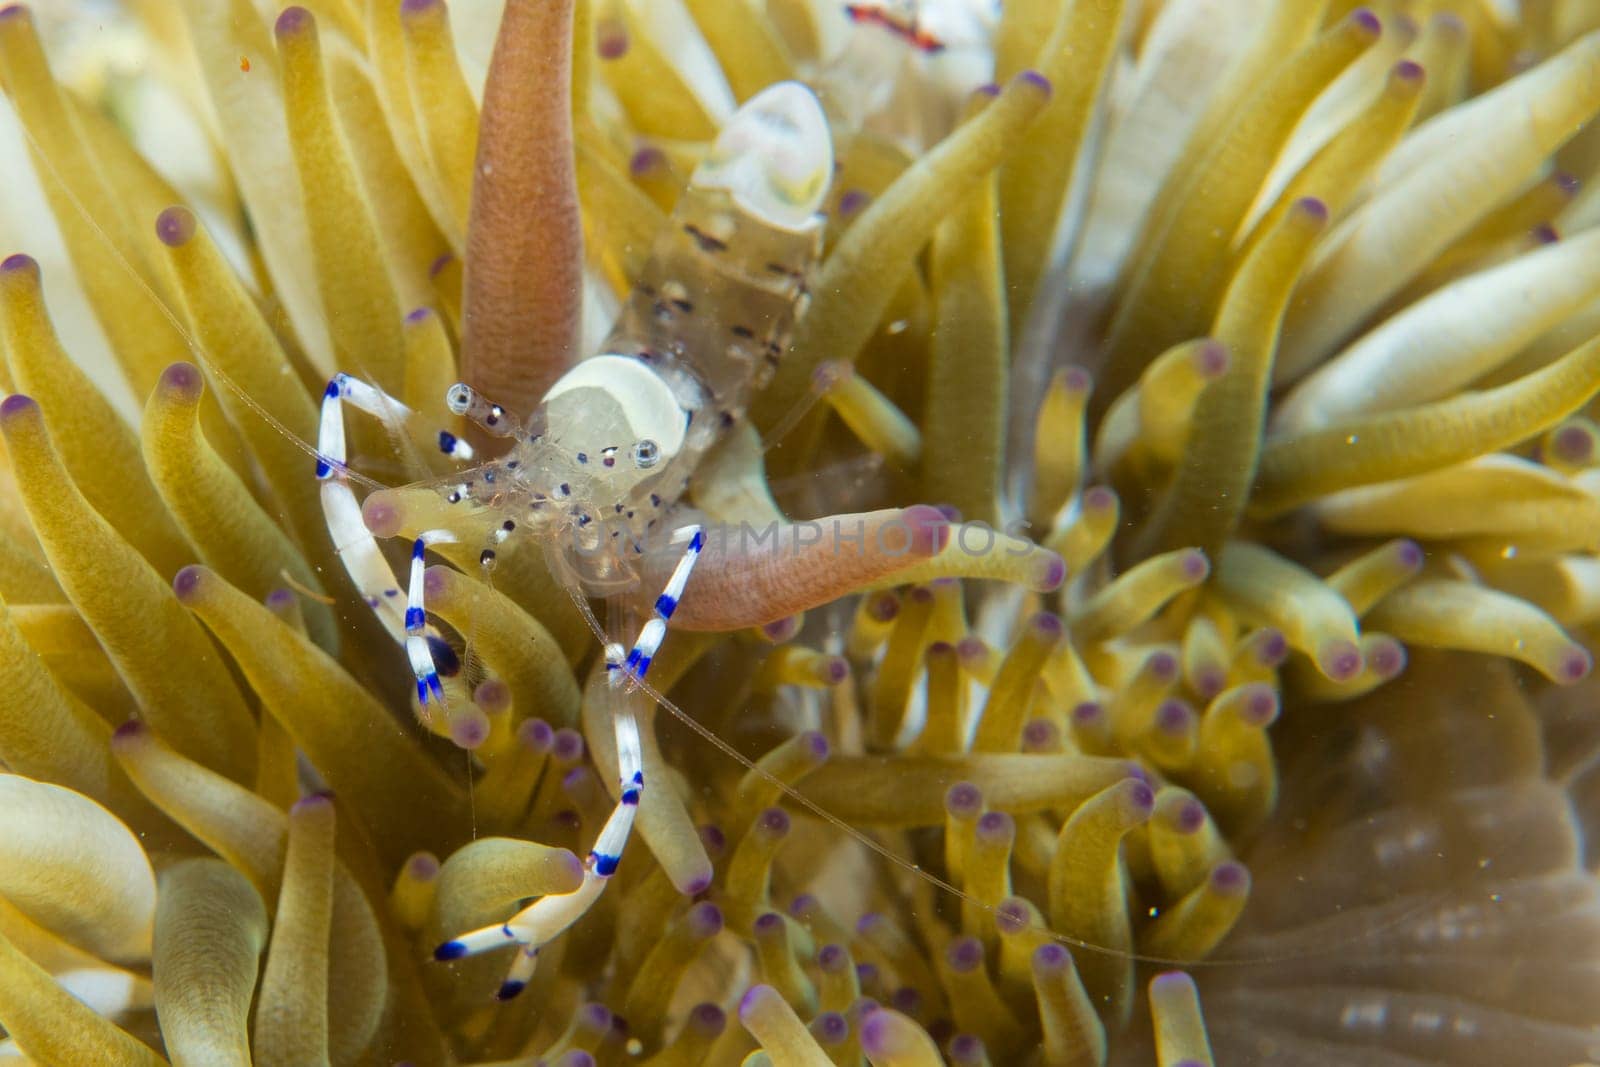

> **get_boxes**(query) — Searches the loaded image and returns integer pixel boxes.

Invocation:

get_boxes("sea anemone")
[2,0,1600,1064]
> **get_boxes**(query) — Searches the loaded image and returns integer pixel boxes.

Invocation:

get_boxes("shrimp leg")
[315,373,415,640]
[316,372,474,709]
[433,523,706,999]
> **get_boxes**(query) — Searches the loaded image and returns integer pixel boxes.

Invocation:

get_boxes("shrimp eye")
[633,439,660,468]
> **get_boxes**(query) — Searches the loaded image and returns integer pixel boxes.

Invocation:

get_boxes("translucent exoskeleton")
[821,0,999,151]
[844,0,952,53]
[314,81,834,999]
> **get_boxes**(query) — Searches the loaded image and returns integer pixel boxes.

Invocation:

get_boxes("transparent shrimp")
[316,80,835,997]
[820,0,1000,151]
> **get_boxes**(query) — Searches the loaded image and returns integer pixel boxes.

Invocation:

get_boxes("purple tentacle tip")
[945,781,982,817]
[1156,699,1195,735]
[976,810,1014,841]
[1032,941,1068,972]
[689,1002,725,1036]
[814,1011,849,1044]
[596,22,628,59]
[111,718,146,743]
[1393,58,1425,83]
[291,792,333,814]
[1351,7,1382,35]
[0,5,27,22]
[155,206,196,248]
[1171,798,1206,834]
[1211,860,1250,895]
[275,6,311,36]
[762,615,800,642]
[400,0,439,15]
[1033,552,1066,591]
[1022,717,1058,751]
[579,1002,612,1031]
[1151,970,1194,991]
[1030,611,1063,638]
[945,936,983,973]
[0,253,37,275]
[1394,539,1424,570]
[1196,339,1229,377]
[1294,197,1330,223]
[1366,637,1406,679]
[519,717,554,750]
[1560,645,1593,684]
[995,898,1029,934]
[551,728,584,762]
[1320,639,1363,682]
[629,146,666,176]
[160,361,203,397]
[1255,629,1288,666]
[1193,666,1227,700]
[757,806,791,836]
[683,900,722,937]
[1552,421,1595,462]
[172,564,207,602]
[949,1034,985,1063]
[404,306,434,325]
[1083,485,1117,512]
[450,715,489,750]
[0,394,37,419]
[737,983,777,1022]
[802,730,830,760]
[1242,684,1279,726]
[1148,648,1180,681]
[1017,69,1052,96]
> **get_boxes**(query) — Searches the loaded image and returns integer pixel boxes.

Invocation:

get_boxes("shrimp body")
[418,80,832,597]
[316,81,834,998]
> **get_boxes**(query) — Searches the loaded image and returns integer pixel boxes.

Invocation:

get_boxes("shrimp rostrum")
[315,82,834,998]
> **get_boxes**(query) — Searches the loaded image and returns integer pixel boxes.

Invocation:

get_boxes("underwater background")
[0,0,1598,1063]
